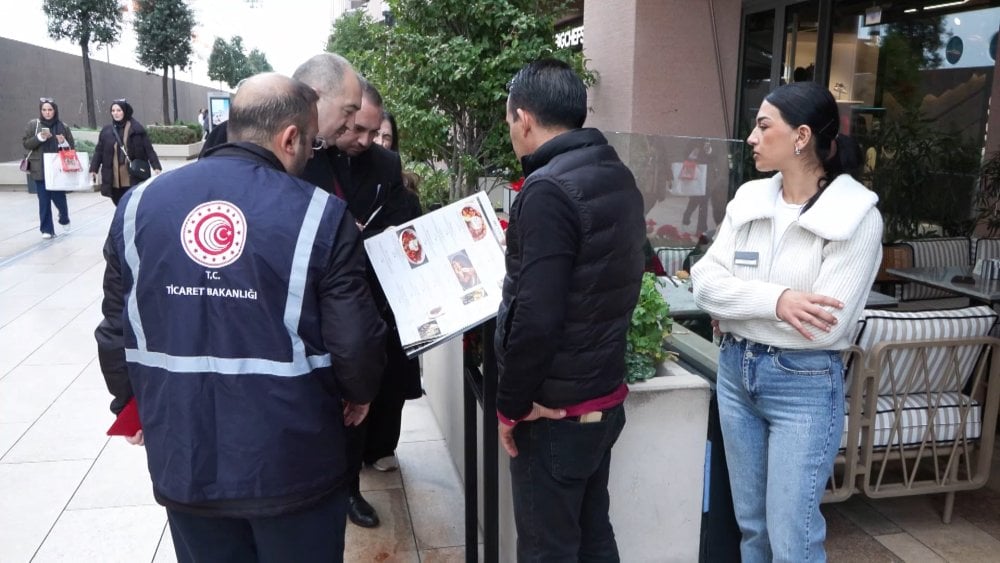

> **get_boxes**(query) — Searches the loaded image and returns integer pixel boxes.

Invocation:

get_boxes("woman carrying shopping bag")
[90,99,162,206]
[21,97,75,239]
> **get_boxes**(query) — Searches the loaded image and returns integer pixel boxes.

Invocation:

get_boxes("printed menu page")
[364,192,507,357]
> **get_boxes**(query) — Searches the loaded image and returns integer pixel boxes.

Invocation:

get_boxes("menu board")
[364,192,507,357]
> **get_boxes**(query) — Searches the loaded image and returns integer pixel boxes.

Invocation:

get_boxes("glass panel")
[603,133,745,340]
[604,132,745,250]
[738,10,777,141]
[829,4,997,240]
[783,1,820,85]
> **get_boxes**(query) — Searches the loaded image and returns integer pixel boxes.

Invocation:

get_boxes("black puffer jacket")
[495,128,646,419]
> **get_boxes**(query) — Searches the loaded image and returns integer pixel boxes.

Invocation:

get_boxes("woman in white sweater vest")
[692,81,883,563]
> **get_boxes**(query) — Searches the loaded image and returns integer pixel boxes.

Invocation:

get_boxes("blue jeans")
[717,335,844,563]
[35,180,69,235]
[509,403,626,562]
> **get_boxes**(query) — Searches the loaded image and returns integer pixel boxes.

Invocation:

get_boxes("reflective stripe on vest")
[121,175,334,377]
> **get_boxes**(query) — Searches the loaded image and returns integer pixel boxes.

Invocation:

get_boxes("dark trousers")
[362,382,407,464]
[345,419,368,492]
[35,180,69,235]
[509,404,626,563]
[166,487,348,563]
[110,186,131,206]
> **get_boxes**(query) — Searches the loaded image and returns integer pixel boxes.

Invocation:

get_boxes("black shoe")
[347,493,380,528]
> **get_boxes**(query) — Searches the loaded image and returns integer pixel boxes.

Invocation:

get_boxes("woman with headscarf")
[21,97,75,239]
[90,99,162,206]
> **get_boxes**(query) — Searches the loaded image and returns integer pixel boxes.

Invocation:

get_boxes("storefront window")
[829,3,998,239]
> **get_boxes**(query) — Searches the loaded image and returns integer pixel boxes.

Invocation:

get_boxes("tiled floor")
[1,189,999,562]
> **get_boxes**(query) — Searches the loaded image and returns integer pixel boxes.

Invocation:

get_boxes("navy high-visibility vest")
[110,152,351,509]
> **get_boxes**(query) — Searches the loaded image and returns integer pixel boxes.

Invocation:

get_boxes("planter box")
[152,141,203,160]
[422,339,711,562]
[63,129,202,160]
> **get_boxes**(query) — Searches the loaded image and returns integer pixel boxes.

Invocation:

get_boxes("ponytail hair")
[764,82,862,213]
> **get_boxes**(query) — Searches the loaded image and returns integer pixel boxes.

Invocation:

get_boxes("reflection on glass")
[783,1,819,86]
[827,5,996,240]
[738,10,776,141]
[603,133,744,275]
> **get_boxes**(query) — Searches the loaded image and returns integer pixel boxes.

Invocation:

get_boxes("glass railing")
[603,132,747,275]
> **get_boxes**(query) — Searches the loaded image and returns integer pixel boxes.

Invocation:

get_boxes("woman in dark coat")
[21,97,75,239]
[90,99,162,206]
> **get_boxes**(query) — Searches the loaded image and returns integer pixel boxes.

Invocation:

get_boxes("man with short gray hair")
[200,52,363,161]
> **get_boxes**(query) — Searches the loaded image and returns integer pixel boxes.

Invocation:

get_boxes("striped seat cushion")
[901,238,971,300]
[841,392,982,449]
[849,306,997,395]
[655,246,694,275]
[975,238,1000,263]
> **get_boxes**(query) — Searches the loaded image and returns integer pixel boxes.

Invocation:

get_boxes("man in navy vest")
[95,73,387,562]
[495,59,646,561]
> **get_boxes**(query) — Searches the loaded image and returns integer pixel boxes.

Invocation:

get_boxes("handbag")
[128,159,151,181]
[112,124,152,181]
[59,149,82,172]
[20,120,39,172]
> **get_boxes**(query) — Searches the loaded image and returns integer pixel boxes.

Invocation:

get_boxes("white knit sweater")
[691,173,883,350]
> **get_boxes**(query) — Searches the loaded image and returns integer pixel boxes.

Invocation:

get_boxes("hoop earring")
[794,146,802,156]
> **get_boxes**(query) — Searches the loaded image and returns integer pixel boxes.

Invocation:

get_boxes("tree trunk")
[161,67,170,124]
[171,66,179,123]
[80,39,96,129]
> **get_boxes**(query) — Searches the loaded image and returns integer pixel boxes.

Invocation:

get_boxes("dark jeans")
[509,403,626,563]
[35,180,69,235]
[166,487,348,563]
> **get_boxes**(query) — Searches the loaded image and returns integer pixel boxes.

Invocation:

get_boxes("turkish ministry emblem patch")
[181,201,247,268]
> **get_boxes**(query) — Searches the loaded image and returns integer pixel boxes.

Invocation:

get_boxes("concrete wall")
[585,0,742,138]
[1,37,223,162]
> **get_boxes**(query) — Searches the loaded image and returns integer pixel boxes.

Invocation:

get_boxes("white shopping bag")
[668,161,707,197]
[43,152,93,191]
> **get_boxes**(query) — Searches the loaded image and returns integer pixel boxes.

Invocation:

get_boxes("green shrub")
[147,125,200,145]
[407,162,450,208]
[625,273,675,383]
[174,120,204,140]
[75,139,97,159]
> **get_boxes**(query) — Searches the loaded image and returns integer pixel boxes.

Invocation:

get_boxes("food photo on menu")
[448,250,481,291]
[461,202,488,241]
[397,226,427,268]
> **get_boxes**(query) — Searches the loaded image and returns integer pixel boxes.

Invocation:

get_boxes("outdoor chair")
[655,246,695,276]
[899,237,972,301]
[825,306,1000,523]
[974,237,1000,264]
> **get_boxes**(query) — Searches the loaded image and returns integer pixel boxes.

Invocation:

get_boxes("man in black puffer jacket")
[495,59,646,561]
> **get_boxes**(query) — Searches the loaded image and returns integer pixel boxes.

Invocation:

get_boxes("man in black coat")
[302,77,422,529]
[496,59,646,561]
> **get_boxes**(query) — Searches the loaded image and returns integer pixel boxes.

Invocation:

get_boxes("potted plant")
[625,272,676,383]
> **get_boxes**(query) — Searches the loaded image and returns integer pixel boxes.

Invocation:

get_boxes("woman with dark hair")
[692,81,882,562]
[377,111,399,152]
[90,99,162,206]
[22,97,75,239]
